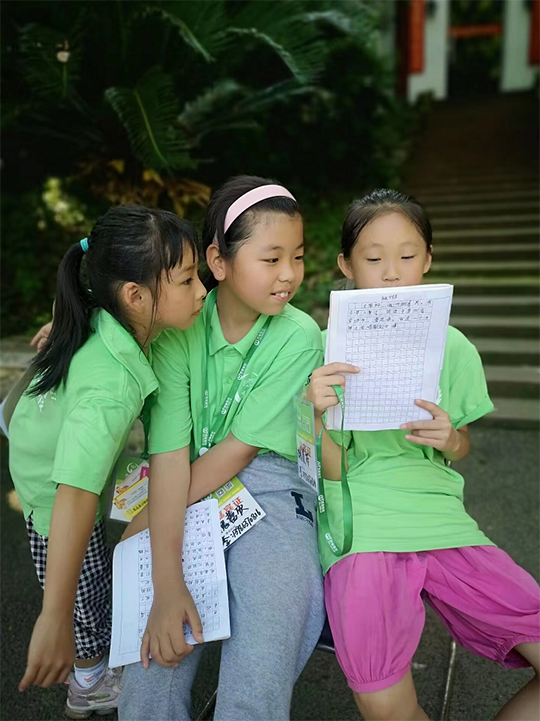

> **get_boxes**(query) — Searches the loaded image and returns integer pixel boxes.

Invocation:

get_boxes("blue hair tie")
[80,237,89,253]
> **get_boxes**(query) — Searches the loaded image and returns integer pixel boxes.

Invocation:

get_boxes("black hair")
[30,204,198,396]
[202,175,301,290]
[341,189,432,259]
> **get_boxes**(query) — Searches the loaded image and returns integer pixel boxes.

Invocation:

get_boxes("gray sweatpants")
[119,452,325,721]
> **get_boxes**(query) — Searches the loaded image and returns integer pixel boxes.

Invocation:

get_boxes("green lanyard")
[199,291,272,454]
[316,385,353,556]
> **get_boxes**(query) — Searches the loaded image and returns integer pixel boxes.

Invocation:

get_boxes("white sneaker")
[65,666,123,719]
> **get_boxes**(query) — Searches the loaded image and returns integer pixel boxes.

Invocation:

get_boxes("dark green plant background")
[2,0,417,335]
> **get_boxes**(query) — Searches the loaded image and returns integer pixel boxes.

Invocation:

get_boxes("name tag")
[202,476,265,550]
[110,457,149,522]
[296,397,319,494]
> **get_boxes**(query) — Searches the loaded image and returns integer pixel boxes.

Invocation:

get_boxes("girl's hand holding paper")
[141,581,203,669]
[401,399,470,461]
[307,363,359,418]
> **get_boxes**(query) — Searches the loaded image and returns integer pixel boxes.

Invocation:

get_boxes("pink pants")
[325,546,540,693]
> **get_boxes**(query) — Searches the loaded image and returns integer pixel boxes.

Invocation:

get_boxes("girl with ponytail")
[9,205,206,718]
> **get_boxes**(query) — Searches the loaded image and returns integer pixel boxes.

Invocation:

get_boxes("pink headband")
[212,184,296,246]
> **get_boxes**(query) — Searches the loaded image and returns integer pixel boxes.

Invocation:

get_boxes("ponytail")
[27,204,198,397]
[29,242,94,396]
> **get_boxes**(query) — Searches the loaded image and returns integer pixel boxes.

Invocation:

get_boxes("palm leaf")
[224,26,325,85]
[179,78,318,142]
[18,23,82,102]
[105,66,195,172]
[303,3,379,43]
[234,79,318,115]
[223,2,327,83]
[179,79,247,136]
[135,0,227,63]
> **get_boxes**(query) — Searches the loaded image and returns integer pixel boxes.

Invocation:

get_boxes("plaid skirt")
[26,515,113,659]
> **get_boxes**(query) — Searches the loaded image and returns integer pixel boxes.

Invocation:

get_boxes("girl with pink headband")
[121,175,326,720]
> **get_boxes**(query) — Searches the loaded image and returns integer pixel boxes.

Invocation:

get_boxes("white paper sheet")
[109,499,230,668]
[325,284,453,431]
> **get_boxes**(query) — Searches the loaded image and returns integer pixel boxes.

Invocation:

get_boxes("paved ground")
[2,423,537,721]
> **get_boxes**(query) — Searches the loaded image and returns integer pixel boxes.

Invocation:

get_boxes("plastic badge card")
[203,476,265,550]
[325,284,453,431]
[110,456,149,523]
[296,397,319,494]
[109,499,230,668]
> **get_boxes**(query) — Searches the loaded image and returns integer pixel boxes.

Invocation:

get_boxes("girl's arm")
[141,447,203,669]
[307,363,359,481]
[19,485,98,691]
[123,435,259,539]
[187,434,259,504]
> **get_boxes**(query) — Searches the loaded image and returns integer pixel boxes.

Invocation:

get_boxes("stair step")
[483,365,540,399]
[408,173,539,187]
[435,227,539,240]
[451,295,539,316]
[435,244,539,261]
[432,214,539,229]
[452,315,539,339]
[436,243,539,252]
[408,182,539,196]
[470,338,539,366]
[415,189,539,203]
[426,201,540,216]
[432,279,539,296]
[476,397,539,429]
[431,260,539,277]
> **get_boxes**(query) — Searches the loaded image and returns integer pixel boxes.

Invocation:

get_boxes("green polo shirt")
[150,289,323,461]
[9,310,158,536]
[320,326,495,574]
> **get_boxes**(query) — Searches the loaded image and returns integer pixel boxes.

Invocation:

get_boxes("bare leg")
[494,643,540,721]
[353,670,430,721]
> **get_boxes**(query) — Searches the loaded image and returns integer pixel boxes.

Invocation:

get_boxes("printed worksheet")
[109,499,230,668]
[325,284,453,431]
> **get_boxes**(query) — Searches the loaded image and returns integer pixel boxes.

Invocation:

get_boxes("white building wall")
[501,0,538,91]
[408,0,450,102]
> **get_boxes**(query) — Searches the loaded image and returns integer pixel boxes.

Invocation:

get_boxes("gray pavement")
[1,423,538,721]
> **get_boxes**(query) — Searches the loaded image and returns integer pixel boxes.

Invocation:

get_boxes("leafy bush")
[3,1,380,192]
[2,1,416,333]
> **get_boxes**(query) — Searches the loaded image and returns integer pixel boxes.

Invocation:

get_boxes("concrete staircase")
[404,93,539,428]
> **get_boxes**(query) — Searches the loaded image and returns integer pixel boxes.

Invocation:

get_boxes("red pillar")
[409,0,426,74]
[530,0,539,66]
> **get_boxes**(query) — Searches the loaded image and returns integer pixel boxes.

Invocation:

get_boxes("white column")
[408,0,450,102]
[501,0,538,91]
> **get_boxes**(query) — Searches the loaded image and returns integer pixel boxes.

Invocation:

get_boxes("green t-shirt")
[150,289,323,461]
[9,310,158,536]
[319,326,495,574]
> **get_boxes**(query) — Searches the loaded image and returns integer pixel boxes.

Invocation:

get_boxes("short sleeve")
[232,347,323,457]
[52,398,136,494]
[445,334,494,428]
[149,330,192,454]
[327,429,353,449]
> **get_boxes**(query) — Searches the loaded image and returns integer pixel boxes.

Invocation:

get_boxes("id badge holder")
[296,394,319,494]
[202,475,266,550]
[109,456,149,523]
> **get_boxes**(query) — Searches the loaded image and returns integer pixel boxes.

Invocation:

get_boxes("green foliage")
[2,0,415,333]
[6,0,372,179]
[206,35,414,192]
[105,66,195,172]
[1,188,97,336]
